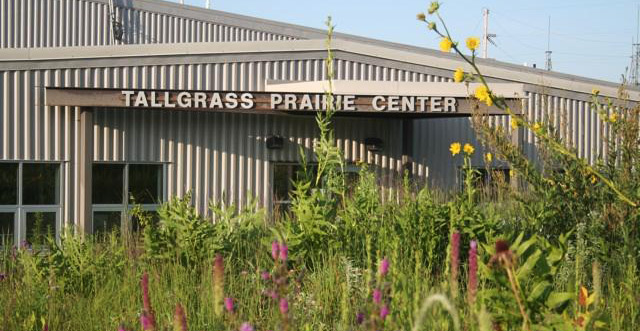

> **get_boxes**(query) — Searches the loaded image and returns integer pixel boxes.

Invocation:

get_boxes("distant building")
[0,0,636,242]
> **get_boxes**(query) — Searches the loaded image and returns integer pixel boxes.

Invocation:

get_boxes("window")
[0,162,61,246]
[0,212,14,245]
[272,163,360,211]
[92,163,164,235]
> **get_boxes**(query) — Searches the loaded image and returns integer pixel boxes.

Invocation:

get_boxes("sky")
[172,0,639,84]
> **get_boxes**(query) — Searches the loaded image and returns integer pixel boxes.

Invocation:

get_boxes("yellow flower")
[449,142,461,156]
[453,68,464,83]
[509,169,516,178]
[510,118,519,129]
[609,113,618,123]
[466,37,480,51]
[591,175,597,184]
[428,2,440,14]
[533,122,542,132]
[592,88,600,95]
[463,143,475,155]
[485,153,493,162]
[416,12,426,21]
[440,37,453,52]
[474,85,493,106]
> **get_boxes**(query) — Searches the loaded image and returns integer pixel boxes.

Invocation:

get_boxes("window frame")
[91,162,166,234]
[0,161,63,244]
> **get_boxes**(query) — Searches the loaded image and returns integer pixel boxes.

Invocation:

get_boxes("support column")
[78,108,93,236]
[510,118,523,190]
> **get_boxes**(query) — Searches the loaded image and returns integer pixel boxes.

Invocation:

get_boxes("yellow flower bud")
[533,122,542,132]
[609,113,618,123]
[428,2,440,14]
[511,118,519,129]
[592,88,600,95]
[427,22,436,30]
[485,153,493,162]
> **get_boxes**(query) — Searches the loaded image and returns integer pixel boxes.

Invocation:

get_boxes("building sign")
[120,90,459,113]
[45,88,517,116]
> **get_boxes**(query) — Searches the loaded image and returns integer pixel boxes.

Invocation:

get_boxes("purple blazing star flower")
[450,232,461,292]
[271,241,279,260]
[261,271,270,281]
[379,258,390,276]
[240,322,254,331]
[468,240,478,304]
[279,298,289,315]
[140,312,154,330]
[278,243,288,262]
[356,312,365,325]
[380,305,390,320]
[118,325,128,331]
[373,289,382,304]
[224,297,234,313]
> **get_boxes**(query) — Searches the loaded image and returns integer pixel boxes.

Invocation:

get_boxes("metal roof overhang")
[44,82,523,119]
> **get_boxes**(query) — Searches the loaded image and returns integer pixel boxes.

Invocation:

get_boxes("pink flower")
[140,312,154,331]
[224,297,234,313]
[279,298,289,315]
[356,312,365,324]
[261,271,271,280]
[279,243,288,262]
[173,304,188,331]
[271,241,279,260]
[239,322,254,331]
[468,240,478,304]
[373,289,382,304]
[380,305,390,320]
[379,258,390,276]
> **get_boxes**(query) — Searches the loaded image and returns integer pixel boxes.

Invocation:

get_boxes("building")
[0,0,637,242]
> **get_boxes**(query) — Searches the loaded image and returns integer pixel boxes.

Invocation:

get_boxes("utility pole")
[631,6,640,86]
[545,16,552,71]
[206,0,211,9]
[482,8,496,59]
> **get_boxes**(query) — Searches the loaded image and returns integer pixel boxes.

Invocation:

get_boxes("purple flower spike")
[279,243,288,262]
[224,297,234,313]
[118,325,128,331]
[356,312,365,325]
[239,322,254,331]
[468,240,478,304]
[450,232,461,296]
[279,298,289,315]
[372,289,382,304]
[140,313,154,330]
[271,241,279,260]
[380,305,390,320]
[379,258,390,276]
[261,271,271,281]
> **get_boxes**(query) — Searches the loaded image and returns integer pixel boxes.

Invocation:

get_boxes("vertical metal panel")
[0,0,298,48]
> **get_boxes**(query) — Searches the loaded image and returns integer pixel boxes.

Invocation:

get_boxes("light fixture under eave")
[266,135,285,150]
[364,137,384,152]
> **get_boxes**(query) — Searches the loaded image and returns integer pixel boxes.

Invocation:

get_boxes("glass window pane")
[0,163,18,205]
[23,164,59,205]
[92,164,124,204]
[0,213,14,245]
[128,165,162,204]
[93,211,121,235]
[26,212,56,246]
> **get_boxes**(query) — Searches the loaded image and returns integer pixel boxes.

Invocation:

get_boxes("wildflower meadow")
[1,2,640,331]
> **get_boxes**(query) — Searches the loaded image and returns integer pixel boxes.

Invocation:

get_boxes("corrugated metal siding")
[0,0,297,48]
[412,90,611,189]
[1,57,432,224]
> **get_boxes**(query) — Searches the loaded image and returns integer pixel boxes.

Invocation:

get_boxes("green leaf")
[516,249,542,282]
[527,280,551,302]
[516,235,537,257]
[546,292,573,310]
